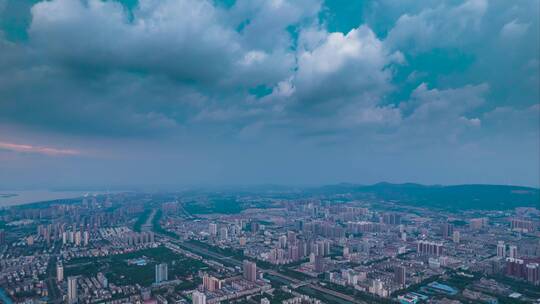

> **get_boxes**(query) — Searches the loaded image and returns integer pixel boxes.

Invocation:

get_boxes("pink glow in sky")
[0,141,80,156]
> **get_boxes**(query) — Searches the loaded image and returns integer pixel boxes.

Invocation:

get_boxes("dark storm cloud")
[0,0,538,187]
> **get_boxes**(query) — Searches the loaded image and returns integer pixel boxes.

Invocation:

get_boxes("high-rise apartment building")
[509,245,518,259]
[417,241,443,256]
[441,223,454,239]
[0,229,5,245]
[57,263,64,282]
[497,241,506,258]
[192,291,206,304]
[243,260,257,282]
[203,274,222,291]
[209,223,218,236]
[67,276,78,304]
[314,255,325,272]
[394,265,406,286]
[452,231,460,243]
[381,213,402,225]
[155,263,168,284]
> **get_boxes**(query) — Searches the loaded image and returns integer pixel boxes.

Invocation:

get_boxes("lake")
[0,190,91,207]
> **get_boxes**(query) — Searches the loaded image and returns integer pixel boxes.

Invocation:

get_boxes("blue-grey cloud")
[0,0,538,187]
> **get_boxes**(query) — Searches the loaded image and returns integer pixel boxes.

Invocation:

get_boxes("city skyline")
[0,188,539,303]
[0,0,538,188]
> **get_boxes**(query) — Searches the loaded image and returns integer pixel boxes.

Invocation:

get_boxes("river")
[0,287,13,304]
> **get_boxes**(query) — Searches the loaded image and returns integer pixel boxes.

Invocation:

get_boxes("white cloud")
[239,51,268,66]
[370,82,492,146]
[500,19,529,39]
[0,0,538,186]
[231,0,321,50]
[405,82,489,122]
[342,105,402,127]
[385,0,488,51]
[0,0,537,150]
[293,25,399,107]
[459,116,481,127]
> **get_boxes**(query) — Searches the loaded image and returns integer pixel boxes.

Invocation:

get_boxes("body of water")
[0,287,13,304]
[0,190,92,207]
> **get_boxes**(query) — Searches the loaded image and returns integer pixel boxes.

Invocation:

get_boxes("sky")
[0,0,538,189]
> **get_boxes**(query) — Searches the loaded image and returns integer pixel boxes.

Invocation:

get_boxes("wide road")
[45,244,62,304]
[158,233,365,304]
[264,269,365,304]
[141,209,157,232]
[45,276,62,304]
[308,283,365,304]
[169,239,242,267]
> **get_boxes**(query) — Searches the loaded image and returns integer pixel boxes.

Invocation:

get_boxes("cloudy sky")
[0,0,538,189]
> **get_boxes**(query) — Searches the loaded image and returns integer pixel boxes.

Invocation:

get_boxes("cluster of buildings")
[0,192,539,304]
[187,259,269,304]
[161,198,540,303]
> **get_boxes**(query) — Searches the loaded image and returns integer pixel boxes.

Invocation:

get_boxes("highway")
[158,233,365,304]
[264,269,365,304]
[45,244,62,304]
[172,239,243,267]
[307,283,365,304]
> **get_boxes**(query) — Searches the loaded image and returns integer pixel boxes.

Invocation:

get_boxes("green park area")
[64,246,210,287]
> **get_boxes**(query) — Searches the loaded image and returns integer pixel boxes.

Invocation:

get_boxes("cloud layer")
[0,0,538,187]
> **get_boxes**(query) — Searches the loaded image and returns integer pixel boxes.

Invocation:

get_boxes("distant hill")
[308,182,540,210]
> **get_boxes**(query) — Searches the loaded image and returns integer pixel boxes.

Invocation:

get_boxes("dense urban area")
[0,184,539,304]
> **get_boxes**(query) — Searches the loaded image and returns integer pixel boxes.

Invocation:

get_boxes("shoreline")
[0,190,107,208]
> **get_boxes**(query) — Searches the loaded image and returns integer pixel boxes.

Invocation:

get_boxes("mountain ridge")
[307,182,539,210]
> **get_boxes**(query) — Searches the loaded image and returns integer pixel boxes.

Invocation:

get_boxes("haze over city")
[0,0,538,189]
